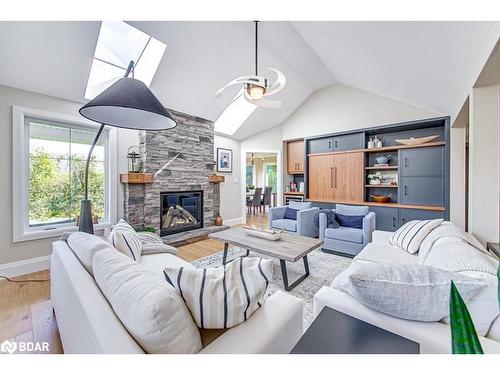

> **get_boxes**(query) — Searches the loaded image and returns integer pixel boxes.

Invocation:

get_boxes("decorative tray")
[242,225,282,241]
[395,135,439,145]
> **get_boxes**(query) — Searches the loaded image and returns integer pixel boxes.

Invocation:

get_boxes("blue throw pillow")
[284,207,299,220]
[335,213,364,229]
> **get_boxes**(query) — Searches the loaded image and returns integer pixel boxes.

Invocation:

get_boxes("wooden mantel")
[209,175,225,183]
[120,173,154,184]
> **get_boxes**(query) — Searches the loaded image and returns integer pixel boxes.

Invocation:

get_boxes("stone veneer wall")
[123,109,220,233]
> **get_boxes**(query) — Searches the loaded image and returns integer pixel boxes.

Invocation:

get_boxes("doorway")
[245,151,279,226]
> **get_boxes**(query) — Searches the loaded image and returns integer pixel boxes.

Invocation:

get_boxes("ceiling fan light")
[246,84,266,100]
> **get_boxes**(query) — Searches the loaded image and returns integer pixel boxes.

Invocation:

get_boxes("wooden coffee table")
[208,227,323,291]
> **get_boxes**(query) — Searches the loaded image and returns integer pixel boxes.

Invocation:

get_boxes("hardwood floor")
[0,212,268,354]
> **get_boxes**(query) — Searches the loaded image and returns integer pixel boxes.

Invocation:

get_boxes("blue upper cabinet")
[400,147,444,176]
[308,137,334,154]
[332,133,364,152]
[308,133,364,154]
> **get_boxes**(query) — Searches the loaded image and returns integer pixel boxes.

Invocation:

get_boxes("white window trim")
[12,106,117,242]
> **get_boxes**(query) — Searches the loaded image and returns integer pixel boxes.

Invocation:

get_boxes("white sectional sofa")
[314,230,500,354]
[51,239,304,354]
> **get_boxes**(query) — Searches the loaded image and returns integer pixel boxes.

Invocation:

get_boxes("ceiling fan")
[215,21,286,108]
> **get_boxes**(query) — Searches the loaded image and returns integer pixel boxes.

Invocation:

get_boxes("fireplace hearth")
[161,190,203,236]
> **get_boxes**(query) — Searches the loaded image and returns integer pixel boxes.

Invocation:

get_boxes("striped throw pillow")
[109,219,142,261]
[389,219,443,254]
[164,257,273,329]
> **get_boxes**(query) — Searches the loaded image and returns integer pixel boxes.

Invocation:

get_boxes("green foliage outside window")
[29,150,105,225]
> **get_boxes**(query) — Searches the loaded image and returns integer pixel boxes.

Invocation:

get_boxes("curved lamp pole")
[78,60,176,234]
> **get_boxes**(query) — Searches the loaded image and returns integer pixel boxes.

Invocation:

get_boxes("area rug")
[191,247,352,329]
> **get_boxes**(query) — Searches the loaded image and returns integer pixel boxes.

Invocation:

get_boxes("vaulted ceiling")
[0,21,497,139]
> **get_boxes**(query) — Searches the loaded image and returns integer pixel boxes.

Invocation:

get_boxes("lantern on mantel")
[127,145,141,173]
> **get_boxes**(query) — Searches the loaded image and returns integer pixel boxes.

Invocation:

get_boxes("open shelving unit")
[303,116,450,230]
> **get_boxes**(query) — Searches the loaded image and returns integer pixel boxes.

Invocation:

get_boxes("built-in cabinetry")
[287,139,305,174]
[308,152,363,203]
[304,117,450,230]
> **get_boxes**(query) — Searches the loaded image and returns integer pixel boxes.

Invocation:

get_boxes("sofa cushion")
[140,252,195,275]
[335,213,364,229]
[289,201,312,210]
[93,249,202,353]
[272,219,297,232]
[354,242,418,265]
[164,257,273,329]
[109,219,142,261]
[66,231,116,275]
[332,261,487,322]
[141,242,178,256]
[284,207,299,220]
[335,204,369,216]
[389,219,443,254]
[324,227,363,244]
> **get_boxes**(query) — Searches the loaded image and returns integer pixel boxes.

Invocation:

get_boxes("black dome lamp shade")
[79,77,176,130]
[78,61,176,234]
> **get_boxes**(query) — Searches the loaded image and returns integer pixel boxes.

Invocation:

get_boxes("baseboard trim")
[224,216,246,226]
[0,255,50,278]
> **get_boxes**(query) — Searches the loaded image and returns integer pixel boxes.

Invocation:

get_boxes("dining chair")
[246,187,262,215]
[260,186,272,213]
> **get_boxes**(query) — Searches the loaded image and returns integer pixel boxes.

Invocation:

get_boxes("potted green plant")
[367,172,382,185]
[450,266,499,354]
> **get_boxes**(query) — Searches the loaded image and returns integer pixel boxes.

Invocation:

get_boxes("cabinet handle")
[393,217,397,227]
[334,140,338,148]
[334,167,337,188]
[330,167,333,187]
[404,185,408,196]
[402,218,407,224]
[404,157,408,168]
[328,141,331,149]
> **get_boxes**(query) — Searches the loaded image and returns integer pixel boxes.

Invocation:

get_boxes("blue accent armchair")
[319,204,376,257]
[269,202,319,238]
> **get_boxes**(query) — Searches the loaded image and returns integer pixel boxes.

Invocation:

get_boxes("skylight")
[85,21,166,100]
[214,89,257,135]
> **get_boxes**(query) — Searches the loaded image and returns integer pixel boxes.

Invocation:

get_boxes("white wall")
[0,85,133,267]
[214,135,243,225]
[449,98,469,231]
[469,83,500,244]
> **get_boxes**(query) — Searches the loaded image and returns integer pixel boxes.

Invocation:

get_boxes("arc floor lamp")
[78,61,177,234]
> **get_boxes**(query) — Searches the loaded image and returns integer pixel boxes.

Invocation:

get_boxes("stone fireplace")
[122,109,220,236]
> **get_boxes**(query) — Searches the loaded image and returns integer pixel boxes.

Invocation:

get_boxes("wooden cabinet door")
[287,140,304,174]
[296,140,304,172]
[308,154,335,201]
[287,141,297,173]
[332,152,364,202]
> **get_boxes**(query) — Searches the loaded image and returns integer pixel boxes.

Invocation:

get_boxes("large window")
[13,107,116,242]
[264,164,277,193]
[246,165,256,188]
[28,118,106,227]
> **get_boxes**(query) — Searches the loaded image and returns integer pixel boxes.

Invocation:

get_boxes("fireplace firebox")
[160,190,204,236]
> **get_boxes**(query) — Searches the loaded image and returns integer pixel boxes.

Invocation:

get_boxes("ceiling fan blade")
[244,94,282,108]
[264,68,286,96]
[215,75,258,97]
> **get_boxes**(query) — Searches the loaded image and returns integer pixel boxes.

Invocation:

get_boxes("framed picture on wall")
[217,148,232,173]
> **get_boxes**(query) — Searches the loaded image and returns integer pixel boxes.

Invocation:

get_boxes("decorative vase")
[367,138,375,149]
[214,213,223,226]
[369,179,382,185]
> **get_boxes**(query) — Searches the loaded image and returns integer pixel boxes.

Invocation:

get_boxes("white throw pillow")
[66,231,116,275]
[93,249,202,354]
[332,261,487,322]
[109,219,142,261]
[164,257,273,329]
[389,219,443,253]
